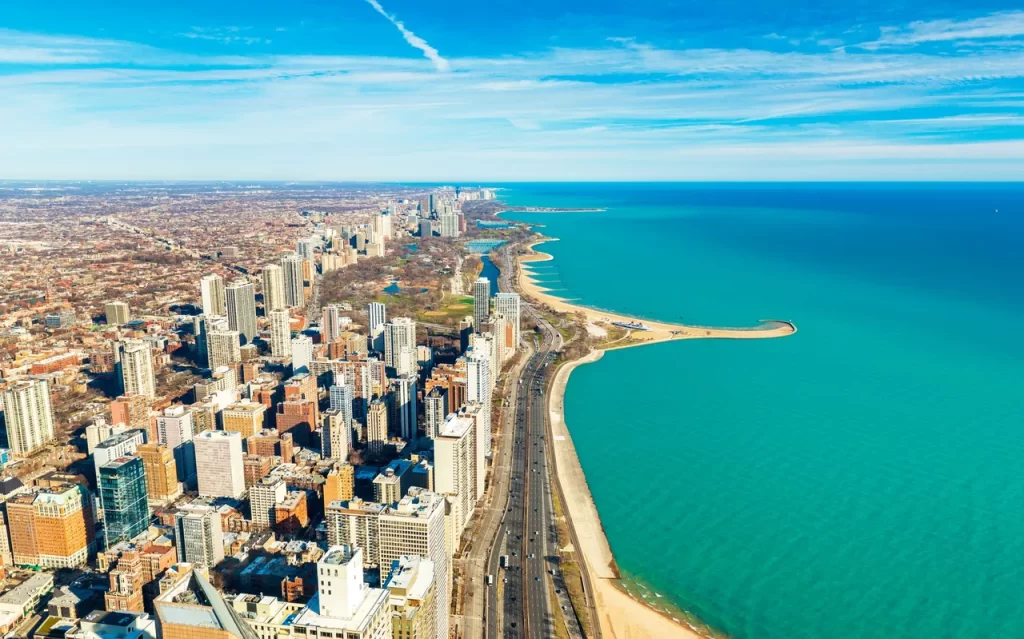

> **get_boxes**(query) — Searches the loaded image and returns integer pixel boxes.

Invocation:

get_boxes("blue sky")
[1,0,1023,180]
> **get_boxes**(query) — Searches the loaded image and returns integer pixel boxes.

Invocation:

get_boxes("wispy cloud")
[860,10,1024,49]
[361,0,450,72]
[179,27,271,46]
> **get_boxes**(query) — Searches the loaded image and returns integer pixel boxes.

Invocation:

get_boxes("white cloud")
[860,10,1024,49]
[362,0,450,72]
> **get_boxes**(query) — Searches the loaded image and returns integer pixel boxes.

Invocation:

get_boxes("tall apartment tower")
[117,340,156,400]
[269,309,291,357]
[156,405,197,489]
[322,304,347,344]
[434,415,475,537]
[291,336,313,374]
[367,302,386,352]
[207,330,241,370]
[249,477,287,529]
[366,399,388,457]
[200,274,227,316]
[261,264,286,312]
[99,456,150,549]
[195,431,245,498]
[173,503,224,569]
[137,443,180,502]
[423,387,448,440]
[104,301,131,326]
[7,484,93,568]
[494,292,521,348]
[472,277,490,329]
[393,374,418,442]
[1,379,56,457]
[281,253,305,308]
[383,317,416,374]
[378,489,449,639]
[225,280,258,346]
[323,410,352,461]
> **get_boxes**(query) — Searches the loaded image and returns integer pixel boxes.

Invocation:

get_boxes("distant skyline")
[1,1,1023,180]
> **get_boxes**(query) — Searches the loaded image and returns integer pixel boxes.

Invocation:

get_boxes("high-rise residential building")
[393,374,418,442]
[269,309,291,357]
[324,462,355,506]
[225,280,258,346]
[105,301,131,326]
[297,237,317,261]
[208,330,241,370]
[261,264,286,312]
[366,302,386,351]
[330,378,354,417]
[378,489,449,639]
[459,402,489,501]
[99,456,150,549]
[196,314,228,368]
[7,484,93,568]
[291,336,313,374]
[173,502,224,570]
[249,477,286,530]
[385,555,437,639]
[439,212,459,238]
[383,317,416,374]
[322,410,352,462]
[422,387,448,441]
[221,400,266,439]
[494,292,522,348]
[156,405,196,489]
[200,274,227,316]
[137,443,180,502]
[93,428,146,482]
[472,277,490,329]
[281,253,305,308]
[322,304,348,344]
[195,430,245,498]
[366,398,388,457]
[1,379,56,457]
[283,546,390,639]
[325,498,385,568]
[117,340,156,399]
[434,415,475,537]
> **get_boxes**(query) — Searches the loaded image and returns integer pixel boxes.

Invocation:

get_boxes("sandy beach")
[518,239,796,348]
[519,237,796,638]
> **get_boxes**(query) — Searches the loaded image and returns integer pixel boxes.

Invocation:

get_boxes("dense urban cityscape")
[0,181,628,639]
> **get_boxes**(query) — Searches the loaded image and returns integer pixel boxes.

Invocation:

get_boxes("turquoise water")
[502,184,1024,639]
[466,239,507,253]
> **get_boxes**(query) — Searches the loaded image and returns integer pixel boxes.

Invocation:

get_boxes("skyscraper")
[281,253,305,308]
[173,502,224,569]
[104,301,131,326]
[322,409,352,461]
[383,317,417,375]
[269,309,291,357]
[367,398,388,457]
[117,339,156,399]
[261,264,286,312]
[207,330,241,370]
[1,379,56,457]
[322,304,347,344]
[99,456,150,549]
[291,335,313,374]
[200,274,227,316]
[156,405,196,489]
[472,277,490,329]
[137,443,180,502]
[225,280,257,346]
[494,292,521,348]
[194,430,245,498]
[423,387,448,440]
[249,477,286,530]
[367,302,386,351]
[393,374,418,442]
[434,415,475,537]
[7,484,93,568]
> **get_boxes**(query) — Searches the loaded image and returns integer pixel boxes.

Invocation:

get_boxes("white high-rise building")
[291,335,314,374]
[92,428,146,483]
[195,430,245,498]
[393,374,418,442]
[1,379,56,457]
[460,400,490,500]
[262,264,286,312]
[322,409,352,462]
[174,502,224,569]
[200,274,227,316]
[378,489,449,639]
[118,339,156,399]
[383,317,416,374]
[269,309,291,357]
[281,253,305,308]
[439,213,459,238]
[156,405,197,488]
[297,237,317,262]
[366,302,386,352]
[423,388,448,440]
[225,280,258,346]
[104,301,131,326]
[472,277,490,329]
[207,330,241,371]
[434,414,475,537]
[249,477,286,529]
[494,292,521,349]
[322,304,347,344]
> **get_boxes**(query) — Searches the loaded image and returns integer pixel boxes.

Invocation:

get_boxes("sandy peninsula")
[518,237,796,639]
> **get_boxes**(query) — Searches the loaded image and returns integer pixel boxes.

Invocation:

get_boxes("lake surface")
[502,183,1024,639]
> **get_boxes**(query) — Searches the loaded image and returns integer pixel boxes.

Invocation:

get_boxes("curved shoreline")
[514,232,796,638]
